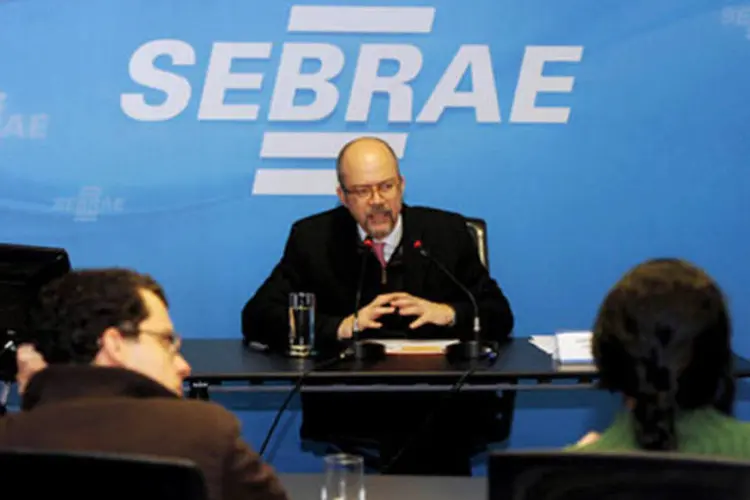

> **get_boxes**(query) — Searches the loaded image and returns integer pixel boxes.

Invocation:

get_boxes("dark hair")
[29,268,168,364]
[593,258,734,451]
[336,136,400,187]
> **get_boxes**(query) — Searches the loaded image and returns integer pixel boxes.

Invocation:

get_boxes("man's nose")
[369,188,385,204]
[176,355,192,377]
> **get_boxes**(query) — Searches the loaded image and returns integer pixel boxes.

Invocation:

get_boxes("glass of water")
[288,292,315,357]
[321,454,365,500]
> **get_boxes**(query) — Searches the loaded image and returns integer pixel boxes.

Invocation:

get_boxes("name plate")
[554,331,593,365]
[377,339,456,355]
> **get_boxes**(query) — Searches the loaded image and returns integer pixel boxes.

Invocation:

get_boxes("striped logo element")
[251,5,435,196]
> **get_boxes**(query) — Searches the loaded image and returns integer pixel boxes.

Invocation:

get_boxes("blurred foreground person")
[572,258,750,457]
[0,268,288,500]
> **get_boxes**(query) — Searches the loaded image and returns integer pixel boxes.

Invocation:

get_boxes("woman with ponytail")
[571,258,750,456]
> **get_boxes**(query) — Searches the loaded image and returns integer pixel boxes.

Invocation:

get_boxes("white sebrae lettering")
[0,93,50,139]
[120,40,583,124]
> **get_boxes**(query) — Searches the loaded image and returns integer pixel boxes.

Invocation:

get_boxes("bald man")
[242,137,514,475]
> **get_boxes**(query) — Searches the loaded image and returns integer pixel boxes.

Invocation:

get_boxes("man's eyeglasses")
[343,177,401,201]
[133,328,182,353]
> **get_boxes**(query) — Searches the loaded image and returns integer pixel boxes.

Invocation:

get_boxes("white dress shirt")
[357,214,403,264]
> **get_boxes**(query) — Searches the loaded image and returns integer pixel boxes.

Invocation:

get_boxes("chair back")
[0,448,208,499]
[489,451,750,500]
[465,217,489,269]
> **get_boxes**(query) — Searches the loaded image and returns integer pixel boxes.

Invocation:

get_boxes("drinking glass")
[321,454,365,500]
[288,292,315,357]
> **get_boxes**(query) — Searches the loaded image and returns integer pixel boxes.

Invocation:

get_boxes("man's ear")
[97,327,128,365]
[336,185,347,206]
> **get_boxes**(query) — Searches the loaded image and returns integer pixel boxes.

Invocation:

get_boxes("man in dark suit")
[243,137,515,475]
[2,269,288,500]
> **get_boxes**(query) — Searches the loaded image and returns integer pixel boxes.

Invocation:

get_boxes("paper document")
[554,331,594,364]
[529,335,556,356]
[376,339,456,355]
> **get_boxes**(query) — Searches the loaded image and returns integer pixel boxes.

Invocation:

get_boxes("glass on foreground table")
[321,453,365,500]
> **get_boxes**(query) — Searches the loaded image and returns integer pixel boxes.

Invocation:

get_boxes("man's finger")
[370,306,395,317]
[409,315,429,329]
[371,293,397,306]
[372,294,390,303]
[378,292,410,302]
[390,298,417,308]
[398,306,421,316]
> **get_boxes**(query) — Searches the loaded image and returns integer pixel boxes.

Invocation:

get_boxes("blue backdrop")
[2,0,750,473]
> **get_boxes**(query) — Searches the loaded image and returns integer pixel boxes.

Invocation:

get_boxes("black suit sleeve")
[241,224,346,352]
[446,219,514,343]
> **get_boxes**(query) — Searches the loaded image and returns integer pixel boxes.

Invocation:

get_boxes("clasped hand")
[338,292,455,339]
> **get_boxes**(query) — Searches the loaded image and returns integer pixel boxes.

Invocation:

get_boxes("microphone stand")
[414,242,487,361]
[444,324,483,360]
[351,239,386,361]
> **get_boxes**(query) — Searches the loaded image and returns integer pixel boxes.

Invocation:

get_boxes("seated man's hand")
[389,292,456,329]
[337,294,397,339]
[16,344,47,395]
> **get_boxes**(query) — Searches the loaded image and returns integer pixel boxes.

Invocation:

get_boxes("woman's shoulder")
[566,413,637,452]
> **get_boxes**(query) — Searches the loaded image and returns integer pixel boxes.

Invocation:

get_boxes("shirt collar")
[357,213,403,248]
[22,365,178,411]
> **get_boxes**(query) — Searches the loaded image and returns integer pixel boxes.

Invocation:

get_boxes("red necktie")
[372,241,387,268]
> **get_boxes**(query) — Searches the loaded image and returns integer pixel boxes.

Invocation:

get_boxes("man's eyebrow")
[349,178,396,188]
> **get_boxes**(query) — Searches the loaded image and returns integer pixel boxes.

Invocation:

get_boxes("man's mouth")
[368,211,391,223]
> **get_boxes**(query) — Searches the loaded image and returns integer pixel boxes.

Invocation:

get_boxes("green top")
[569,408,750,460]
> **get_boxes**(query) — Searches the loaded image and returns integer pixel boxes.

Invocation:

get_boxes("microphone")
[412,240,489,360]
[353,237,373,330]
[350,237,386,360]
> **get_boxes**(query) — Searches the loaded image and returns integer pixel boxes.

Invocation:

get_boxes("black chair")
[465,217,489,269]
[0,448,208,499]
[488,451,750,500]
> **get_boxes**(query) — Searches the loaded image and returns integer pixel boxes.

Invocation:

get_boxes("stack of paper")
[554,331,593,364]
[528,332,596,372]
[376,339,456,355]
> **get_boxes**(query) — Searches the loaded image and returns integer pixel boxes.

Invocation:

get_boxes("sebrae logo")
[722,5,750,39]
[52,186,125,222]
[119,5,583,196]
[0,92,49,140]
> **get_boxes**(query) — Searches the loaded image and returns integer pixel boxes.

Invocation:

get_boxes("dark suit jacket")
[241,205,515,455]
[242,204,514,349]
[0,366,287,500]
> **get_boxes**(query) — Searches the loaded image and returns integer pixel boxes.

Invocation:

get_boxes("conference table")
[279,473,484,500]
[181,338,750,399]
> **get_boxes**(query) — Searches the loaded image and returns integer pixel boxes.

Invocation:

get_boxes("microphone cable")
[382,239,499,472]
[258,349,354,458]
[380,348,498,473]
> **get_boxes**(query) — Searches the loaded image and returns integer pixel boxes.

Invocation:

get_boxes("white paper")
[554,331,594,364]
[529,335,557,356]
[375,339,456,355]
